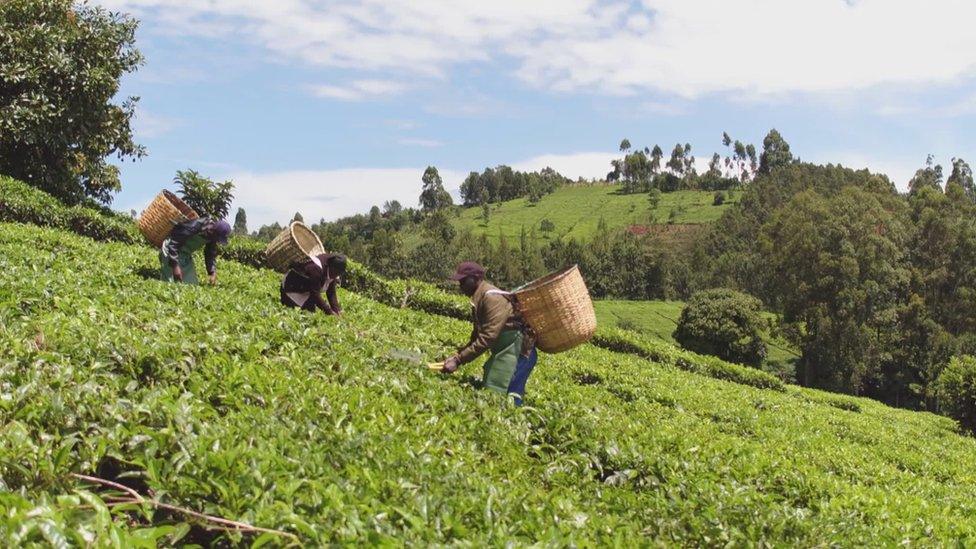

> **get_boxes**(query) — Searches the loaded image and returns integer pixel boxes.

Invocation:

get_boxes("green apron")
[482,329,523,394]
[159,234,206,284]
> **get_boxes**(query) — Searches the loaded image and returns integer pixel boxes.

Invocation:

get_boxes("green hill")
[406,185,734,247]
[2,182,976,544]
[594,300,801,367]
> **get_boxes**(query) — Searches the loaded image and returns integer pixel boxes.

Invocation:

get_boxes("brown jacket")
[456,280,532,364]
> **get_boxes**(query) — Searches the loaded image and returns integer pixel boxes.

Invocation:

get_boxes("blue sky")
[98,0,976,228]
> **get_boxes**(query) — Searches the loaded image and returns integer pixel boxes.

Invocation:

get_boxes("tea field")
[2,221,976,546]
[403,186,733,248]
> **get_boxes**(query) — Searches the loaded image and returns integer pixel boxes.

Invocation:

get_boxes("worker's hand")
[173,265,183,282]
[208,272,217,285]
[442,356,460,374]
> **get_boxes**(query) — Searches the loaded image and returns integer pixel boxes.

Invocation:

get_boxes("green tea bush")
[2,222,976,545]
[593,327,784,391]
[0,176,139,243]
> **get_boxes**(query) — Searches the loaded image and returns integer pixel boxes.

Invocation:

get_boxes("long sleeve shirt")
[456,280,522,364]
[281,253,342,314]
[163,218,218,275]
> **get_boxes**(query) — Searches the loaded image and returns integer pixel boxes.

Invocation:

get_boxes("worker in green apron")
[159,218,232,284]
[438,262,538,406]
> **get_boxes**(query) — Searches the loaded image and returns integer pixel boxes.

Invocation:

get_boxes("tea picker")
[265,222,345,315]
[435,261,539,406]
[433,261,598,406]
[138,191,231,285]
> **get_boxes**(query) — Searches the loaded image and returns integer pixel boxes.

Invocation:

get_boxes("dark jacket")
[163,218,218,275]
[456,280,532,364]
[280,253,342,314]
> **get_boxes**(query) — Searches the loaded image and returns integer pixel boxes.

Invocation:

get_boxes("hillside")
[3,218,976,545]
[594,300,801,368]
[404,186,734,247]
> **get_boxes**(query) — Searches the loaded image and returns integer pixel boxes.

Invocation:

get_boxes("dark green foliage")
[232,207,248,235]
[712,191,726,206]
[419,166,453,212]
[908,155,943,195]
[174,169,234,220]
[0,0,145,204]
[0,176,139,243]
[673,289,767,367]
[762,187,909,394]
[460,166,568,206]
[757,129,793,176]
[936,356,976,434]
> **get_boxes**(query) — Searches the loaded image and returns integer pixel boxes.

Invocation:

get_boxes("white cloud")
[228,167,467,227]
[134,110,182,138]
[97,0,976,99]
[309,79,407,101]
[512,152,618,181]
[397,138,443,148]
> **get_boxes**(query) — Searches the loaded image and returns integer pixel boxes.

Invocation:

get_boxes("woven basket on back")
[138,190,199,247]
[265,221,325,272]
[514,265,596,354]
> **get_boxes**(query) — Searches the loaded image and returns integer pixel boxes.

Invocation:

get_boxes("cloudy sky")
[97,0,976,227]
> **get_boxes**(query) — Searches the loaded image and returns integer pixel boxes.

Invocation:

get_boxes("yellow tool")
[427,362,444,371]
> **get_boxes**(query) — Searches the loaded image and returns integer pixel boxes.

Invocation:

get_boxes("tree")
[713,191,726,206]
[761,187,909,393]
[174,169,235,220]
[909,155,944,195]
[383,200,403,217]
[650,145,663,174]
[293,212,304,223]
[758,129,793,175]
[619,138,631,152]
[667,143,685,176]
[936,355,976,434]
[419,166,453,212]
[233,208,248,235]
[539,219,555,235]
[673,288,768,366]
[0,0,145,204]
[946,158,974,200]
[682,143,695,177]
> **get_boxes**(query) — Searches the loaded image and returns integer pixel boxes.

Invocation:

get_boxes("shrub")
[673,288,767,367]
[936,355,976,433]
[174,169,235,220]
[713,191,726,206]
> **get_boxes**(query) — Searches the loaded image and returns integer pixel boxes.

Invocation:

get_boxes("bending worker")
[280,252,346,315]
[439,261,537,406]
[160,218,231,284]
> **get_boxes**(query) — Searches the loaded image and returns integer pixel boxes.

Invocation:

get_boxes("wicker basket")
[138,190,199,247]
[264,221,325,272]
[514,265,596,354]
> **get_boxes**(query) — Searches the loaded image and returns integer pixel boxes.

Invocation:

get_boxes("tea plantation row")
[2,222,976,546]
[0,174,784,392]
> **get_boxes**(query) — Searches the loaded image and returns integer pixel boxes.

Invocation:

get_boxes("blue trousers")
[507,346,538,406]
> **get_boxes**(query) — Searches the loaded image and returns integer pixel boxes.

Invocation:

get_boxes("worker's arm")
[325,280,342,315]
[204,241,218,283]
[455,294,510,365]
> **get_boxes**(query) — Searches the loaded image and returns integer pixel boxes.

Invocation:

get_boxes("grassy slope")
[594,300,801,366]
[405,185,735,247]
[3,222,976,546]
